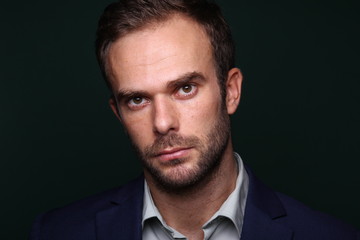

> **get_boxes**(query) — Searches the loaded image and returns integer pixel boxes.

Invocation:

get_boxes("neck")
[145,142,238,238]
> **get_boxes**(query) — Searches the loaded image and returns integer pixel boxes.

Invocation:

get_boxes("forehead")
[107,15,215,91]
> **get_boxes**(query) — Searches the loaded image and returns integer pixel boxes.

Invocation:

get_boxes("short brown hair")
[96,0,235,97]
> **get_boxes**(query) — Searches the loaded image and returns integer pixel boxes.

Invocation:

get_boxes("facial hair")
[131,105,231,194]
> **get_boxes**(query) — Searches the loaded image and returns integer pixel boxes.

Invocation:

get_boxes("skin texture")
[108,14,243,240]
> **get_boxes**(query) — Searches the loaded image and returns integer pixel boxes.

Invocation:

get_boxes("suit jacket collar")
[241,166,293,240]
[96,175,144,240]
[95,167,294,240]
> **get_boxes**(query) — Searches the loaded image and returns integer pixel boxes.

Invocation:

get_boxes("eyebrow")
[114,90,148,104]
[166,71,206,89]
[114,71,206,102]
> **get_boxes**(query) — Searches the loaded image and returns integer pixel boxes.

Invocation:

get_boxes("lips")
[155,147,192,162]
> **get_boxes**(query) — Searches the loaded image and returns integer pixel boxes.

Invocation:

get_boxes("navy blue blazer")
[29,168,359,240]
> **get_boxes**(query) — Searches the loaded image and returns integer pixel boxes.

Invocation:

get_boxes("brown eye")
[181,85,193,93]
[128,96,146,109]
[132,97,143,104]
[176,84,197,99]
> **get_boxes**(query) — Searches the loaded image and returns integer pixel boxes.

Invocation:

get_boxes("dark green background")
[1,0,359,238]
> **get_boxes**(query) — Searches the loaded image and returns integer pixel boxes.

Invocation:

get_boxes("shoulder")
[244,166,359,239]
[274,191,358,239]
[29,175,144,240]
[43,175,143,219]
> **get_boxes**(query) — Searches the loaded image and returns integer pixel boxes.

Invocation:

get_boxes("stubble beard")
[131,106,231,194]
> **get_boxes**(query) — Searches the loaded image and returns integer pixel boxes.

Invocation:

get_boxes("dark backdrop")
[1,0,359,238]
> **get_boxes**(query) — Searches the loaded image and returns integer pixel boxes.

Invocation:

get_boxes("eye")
[181,85,193,93]
[177,84,197,98]
[131,97,143,105]
[127,96,149,109]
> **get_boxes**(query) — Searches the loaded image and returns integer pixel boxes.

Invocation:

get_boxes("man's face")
[108,15,238,192]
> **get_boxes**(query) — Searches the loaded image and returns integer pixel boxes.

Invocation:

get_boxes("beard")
[131,105,231,194]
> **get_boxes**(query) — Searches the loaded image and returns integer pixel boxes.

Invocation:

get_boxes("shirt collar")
[142,177,184,237]
[142,179,162,227]
[202,152,249,236]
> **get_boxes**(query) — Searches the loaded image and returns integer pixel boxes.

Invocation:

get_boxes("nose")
[152,96,179,135]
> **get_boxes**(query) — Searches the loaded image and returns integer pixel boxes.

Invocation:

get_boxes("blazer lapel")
[96,176,144,240]
[241,167,293,240]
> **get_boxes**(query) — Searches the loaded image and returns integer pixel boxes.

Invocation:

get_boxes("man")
[30,0,358,239]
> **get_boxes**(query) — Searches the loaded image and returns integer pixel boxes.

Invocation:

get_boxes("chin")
[147,162,210,194]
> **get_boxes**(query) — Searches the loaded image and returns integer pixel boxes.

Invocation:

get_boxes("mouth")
[154,147,192,162]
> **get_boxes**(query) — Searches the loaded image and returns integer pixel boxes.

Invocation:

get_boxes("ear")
[225,68,243,115]
[109,96,123,123]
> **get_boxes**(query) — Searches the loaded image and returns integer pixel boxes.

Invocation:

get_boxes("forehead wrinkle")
[133,53,179,67]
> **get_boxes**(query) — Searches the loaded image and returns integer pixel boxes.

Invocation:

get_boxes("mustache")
[143,133,201,158]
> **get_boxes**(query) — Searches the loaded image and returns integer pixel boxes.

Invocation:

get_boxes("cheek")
[180,93,221,132]
[123,120,153,147]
